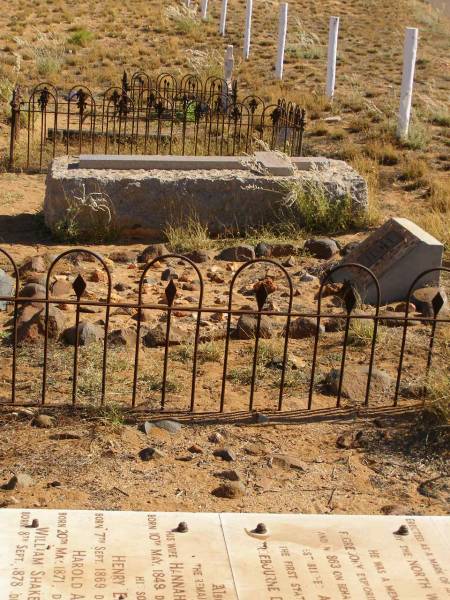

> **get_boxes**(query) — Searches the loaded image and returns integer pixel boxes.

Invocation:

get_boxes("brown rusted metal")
[41,249,112,406]
[394,267,450,406]
[220,259,294,413]
[0,249,448,412]
[0,249,19,404]
[9,72,307,172]
[309,264,381,411]
[132,254,204,412]
[8,86,21,170]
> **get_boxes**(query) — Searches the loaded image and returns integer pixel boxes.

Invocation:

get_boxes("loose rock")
[143,324,185,347]
[32,414,55,428]
[108,328,137,348]
[217,245,255,262]
[188,444,203,454]
[299,272,317,283]
[19,255,47,275]
[325,366,394,403]
[418,476,449,502]
[340,241,359,256]
[254,242,272,257]
[212,482,246,498]
[17,306,65,343]
[139,447,165,461]
[154,420,182,434]
[213,448,236,462]
[63,321,104,346]
[217,470,241,481]
[109,250,136,264]
[161,267,178,281]
[51,279,73,297]
[288,317,324,339]
[2,473,34,490]
[183,250,209,264]
[0,269,15,310]
[271,243,297,257]
[271,454,307,471]
[236,314,273,340]
[18,283,46,300]
[411,287,448,317]
[138,244,168,263]
[304,238,338,259]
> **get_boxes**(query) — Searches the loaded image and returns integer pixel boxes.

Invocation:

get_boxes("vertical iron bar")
[160,307,172,411]
[249,312,262,411]
[336,316,351,408]
[71,298,82,405]
[8,87,20,171]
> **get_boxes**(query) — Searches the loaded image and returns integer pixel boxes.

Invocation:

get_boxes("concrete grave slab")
[45,156,368,240]
[78,154,246,171]
[333,217,444,304]
[254,150,294,176]
[291,156,330,171]
[0,509,448,599]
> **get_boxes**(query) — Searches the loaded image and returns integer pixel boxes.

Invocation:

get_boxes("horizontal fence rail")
[8,71,306,172]
[0,248,448,414]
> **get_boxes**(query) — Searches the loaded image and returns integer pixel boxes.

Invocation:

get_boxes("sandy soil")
[0,175,448,517]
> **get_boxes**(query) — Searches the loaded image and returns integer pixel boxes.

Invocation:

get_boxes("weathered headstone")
[333,218,444,304]
[0,510,448,598]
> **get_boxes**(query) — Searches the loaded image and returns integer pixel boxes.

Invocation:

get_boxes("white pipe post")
[326,16,340,99]
[201,0,208,20]
[276,3,288,80]
[243,0,253,60]
[219,0,228,36]
[397,27,419,139]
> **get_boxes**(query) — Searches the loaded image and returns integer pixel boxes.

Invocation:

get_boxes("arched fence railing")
[7,71,306,172]
[0,248,448,414]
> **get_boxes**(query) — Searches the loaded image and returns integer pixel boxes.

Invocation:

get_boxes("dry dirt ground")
[0,406,448,515]
[0,0,449,516]
[0,175,448,516]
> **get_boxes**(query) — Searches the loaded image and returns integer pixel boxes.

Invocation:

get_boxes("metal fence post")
[8,86,21,171]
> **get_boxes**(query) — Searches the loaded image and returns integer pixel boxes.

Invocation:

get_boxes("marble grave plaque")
[0,510,449,599]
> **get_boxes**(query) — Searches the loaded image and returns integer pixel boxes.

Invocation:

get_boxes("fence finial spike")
[72,274,87,299]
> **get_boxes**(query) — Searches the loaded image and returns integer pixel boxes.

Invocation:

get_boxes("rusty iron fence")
[0,248,448,413]
[7,72,306,172]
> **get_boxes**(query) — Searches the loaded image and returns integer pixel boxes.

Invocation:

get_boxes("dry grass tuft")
[164,214,213,253]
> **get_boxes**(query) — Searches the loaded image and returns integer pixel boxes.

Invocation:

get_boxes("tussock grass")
[67,28,94,47]
[173,341,222,364]
[164,215,213,253]
[279,178,355,234]
[417,211,450,249]
[286,18,324,60]
[237,223,304,248]
[14,30,65,77]
[164,3,199,35]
